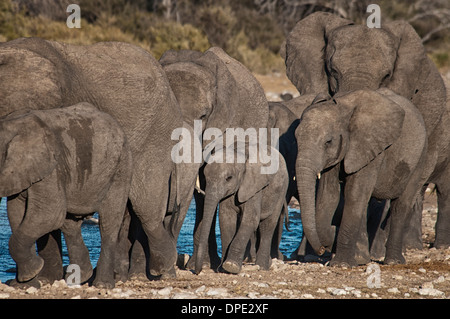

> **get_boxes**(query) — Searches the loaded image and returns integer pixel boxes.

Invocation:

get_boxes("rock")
[157,287,173,296]
[301,293,314,299]
[206,288,228,297]
[317,288,326,294]
[242,264,260,271]
[0,283,9,291]
[172,292,198,299]
[388,287,400,294]
[418,287,445,297]
[26,287,38,294]
[328,288,347,296]
[0,293,10,299]
[422,282,434,289]
[434,276,445,284]
[248,292,259,299]
[251,282,269,288]
[51,279,67,289]
[195,285,206,294]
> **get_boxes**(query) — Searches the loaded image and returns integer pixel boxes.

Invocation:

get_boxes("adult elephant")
[159,47,270,270]
[0,37,189,280]
[285,12,448,255]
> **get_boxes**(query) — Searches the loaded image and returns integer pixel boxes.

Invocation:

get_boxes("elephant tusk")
[195,175,205,195]
[317,172,321,180]
[293,176,296,181]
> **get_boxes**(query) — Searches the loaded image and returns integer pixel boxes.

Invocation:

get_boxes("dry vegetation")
[1,0,449,74]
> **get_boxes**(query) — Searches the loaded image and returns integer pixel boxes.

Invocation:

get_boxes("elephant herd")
[0,12,449,289]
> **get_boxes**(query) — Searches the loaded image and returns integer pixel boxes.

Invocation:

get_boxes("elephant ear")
[383,21,426,99]
[0,114,58,196]
[194,50,238,146]
[237,145,279,203]
[285,12,352,95]
[238,161,272,203]
[384,20,446,136]
[342,90,405,174]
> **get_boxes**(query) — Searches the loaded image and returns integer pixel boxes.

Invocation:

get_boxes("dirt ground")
[1,189,448,300]
[0,73,449,300]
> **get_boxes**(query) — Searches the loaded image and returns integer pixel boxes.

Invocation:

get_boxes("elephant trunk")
[296,165,326,256]
[195,192,219,274]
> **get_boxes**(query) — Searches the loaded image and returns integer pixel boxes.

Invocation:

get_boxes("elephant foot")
[434,238,450,250]
[222,260,242,274]
[93,277,115,289]
[17,255,44,282]
[129,271,148,282]
[256,257,272,270]
[354,253,371,266]
[7,277,41,289]
[329,255,357,268]
[160,266,177,280]
[114,267,129,283]
[149,248,177,277]
[384,254,406,265]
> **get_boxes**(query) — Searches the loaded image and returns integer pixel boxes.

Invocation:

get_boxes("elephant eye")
[325,139,333,146]
[226,176,233,182]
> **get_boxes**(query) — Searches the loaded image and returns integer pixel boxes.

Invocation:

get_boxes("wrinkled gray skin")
[2,103,132,288]
[0,37,188,280]
[160,47,269,270]
[195,144,288,274]
[286,12,448,254]
[270,95,390,262]
[296,89,429,266]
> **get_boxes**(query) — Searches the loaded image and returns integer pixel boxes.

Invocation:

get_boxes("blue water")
[0,198,302,283]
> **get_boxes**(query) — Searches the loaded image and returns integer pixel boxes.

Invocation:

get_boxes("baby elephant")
[295,88,427,266]
[1,102,132,288]
[194,143,289,274]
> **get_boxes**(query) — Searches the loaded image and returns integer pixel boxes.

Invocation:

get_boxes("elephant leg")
[331,161,380,267]
[219,196,239,262]
[385,171,427,265]
[385,196,416,264]
[402,186,425,250]
[115,205,132,282]
[7,194,27,232]
[222,196,261,274]
[369,199,390,260]
[131,165,177,277]
[60,215,93,284]
[93,172,130,289]
[9,178,66,282]
[270,204,285,260]
[35,230,64,284]
[256,212,280,270]
[434,179,450,248]
[128,220,149,280]
[7,195,63,286]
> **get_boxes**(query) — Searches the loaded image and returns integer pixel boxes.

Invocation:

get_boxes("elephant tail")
[283,200,291,232]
